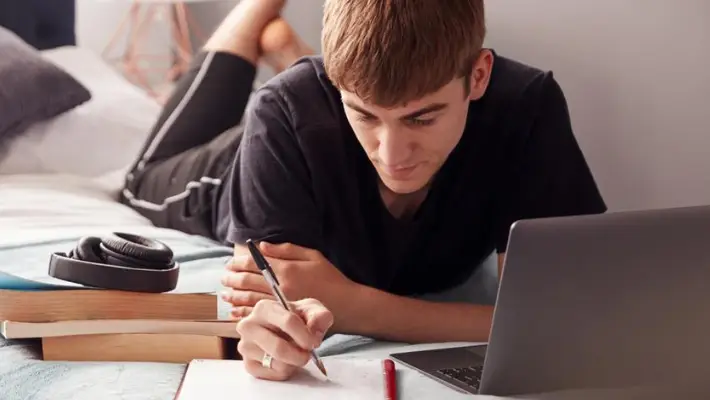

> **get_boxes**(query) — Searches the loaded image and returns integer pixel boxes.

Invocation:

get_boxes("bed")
[0,4,233,398]
[0,3,496,399]
[0,8,227,395]
[0,40,373,399]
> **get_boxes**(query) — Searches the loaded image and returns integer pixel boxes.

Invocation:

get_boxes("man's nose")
[378,128,412,167]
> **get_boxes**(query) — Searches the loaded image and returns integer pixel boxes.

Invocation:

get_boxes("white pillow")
[0,46,161,177]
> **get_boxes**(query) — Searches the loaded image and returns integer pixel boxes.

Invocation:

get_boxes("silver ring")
[261,353,273,369]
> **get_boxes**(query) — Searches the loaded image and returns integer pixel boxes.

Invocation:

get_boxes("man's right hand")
[236,298,334,381]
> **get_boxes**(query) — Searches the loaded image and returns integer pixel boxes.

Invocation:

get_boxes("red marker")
[383,359,397,400]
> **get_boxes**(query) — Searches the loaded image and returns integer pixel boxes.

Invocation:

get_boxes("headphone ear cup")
[101,233,173,264]
[73,236,104,264]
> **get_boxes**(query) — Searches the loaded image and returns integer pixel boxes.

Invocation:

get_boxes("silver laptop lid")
[479,205,710,396]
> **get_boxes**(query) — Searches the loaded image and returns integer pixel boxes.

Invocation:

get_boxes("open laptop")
[391,205,710,396]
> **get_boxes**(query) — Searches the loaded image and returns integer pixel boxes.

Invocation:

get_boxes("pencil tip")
[317,360,328,377]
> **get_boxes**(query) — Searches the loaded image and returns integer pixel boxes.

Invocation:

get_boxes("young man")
[121,0,606,380]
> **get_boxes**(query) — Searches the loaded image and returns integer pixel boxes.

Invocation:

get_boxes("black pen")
[245,239,328,377]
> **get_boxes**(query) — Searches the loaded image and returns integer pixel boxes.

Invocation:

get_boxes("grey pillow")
[0,26,91,147]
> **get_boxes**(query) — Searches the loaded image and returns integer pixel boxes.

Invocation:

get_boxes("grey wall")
[77,0,710,213]
[188,0,323,49]
[76,0,323,83]
[77,0,164,56]
[188,0,323,83]
[77,0,238,73]
[484,0,710,212]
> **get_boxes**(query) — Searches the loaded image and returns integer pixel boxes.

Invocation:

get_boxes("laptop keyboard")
[437,365,483,390]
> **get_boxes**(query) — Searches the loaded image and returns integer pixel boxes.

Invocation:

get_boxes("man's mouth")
[379,163,420,180]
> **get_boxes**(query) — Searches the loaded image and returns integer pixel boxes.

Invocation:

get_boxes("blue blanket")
[0,233,232,400]
[0,234,497,399]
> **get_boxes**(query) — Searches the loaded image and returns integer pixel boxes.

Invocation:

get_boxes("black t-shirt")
[221,52,607,296]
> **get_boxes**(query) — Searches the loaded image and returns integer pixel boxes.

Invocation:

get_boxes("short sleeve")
[495,73,607,253]
[226,87,323,250]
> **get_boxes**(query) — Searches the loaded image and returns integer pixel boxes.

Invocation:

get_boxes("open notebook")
[175,358,388,399]
[175,356,481,399]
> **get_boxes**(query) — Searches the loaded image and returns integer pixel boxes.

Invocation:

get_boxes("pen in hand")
[246,239,328,377]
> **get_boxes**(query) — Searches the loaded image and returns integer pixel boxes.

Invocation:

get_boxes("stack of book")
[0,271,240,363]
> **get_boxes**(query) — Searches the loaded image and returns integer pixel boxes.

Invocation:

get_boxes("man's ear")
[467,49,494,101]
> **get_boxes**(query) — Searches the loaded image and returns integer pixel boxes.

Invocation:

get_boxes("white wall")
[77,0,710,213]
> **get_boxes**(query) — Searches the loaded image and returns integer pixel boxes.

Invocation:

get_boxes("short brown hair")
[322,0,486,107]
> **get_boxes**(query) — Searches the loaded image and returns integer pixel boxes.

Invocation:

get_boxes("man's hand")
[221,242,359,324]
[237,298,334,381]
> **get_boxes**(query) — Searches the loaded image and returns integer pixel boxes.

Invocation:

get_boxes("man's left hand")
[221,242,358,322]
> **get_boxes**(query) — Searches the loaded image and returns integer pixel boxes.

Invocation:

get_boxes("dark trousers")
[120,51,256,242]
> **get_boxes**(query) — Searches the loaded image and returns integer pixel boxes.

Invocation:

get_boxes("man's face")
[342,78,474,195]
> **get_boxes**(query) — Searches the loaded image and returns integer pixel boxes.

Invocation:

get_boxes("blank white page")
[176,358,388,399]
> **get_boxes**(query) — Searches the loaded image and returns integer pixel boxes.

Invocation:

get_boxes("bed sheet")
[0,173,160,246]
[0,173,231,399]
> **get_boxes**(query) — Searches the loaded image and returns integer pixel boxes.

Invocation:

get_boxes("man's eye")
[409,118,435,126]
[356,114,377,123]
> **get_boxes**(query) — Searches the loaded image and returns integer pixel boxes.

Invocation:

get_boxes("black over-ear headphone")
[48,232,179,293]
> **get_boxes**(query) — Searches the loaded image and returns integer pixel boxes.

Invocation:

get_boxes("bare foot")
[204,0,287,64]
[260,18,315,73]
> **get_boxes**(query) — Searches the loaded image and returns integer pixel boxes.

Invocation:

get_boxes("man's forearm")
[337,284,494,343]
